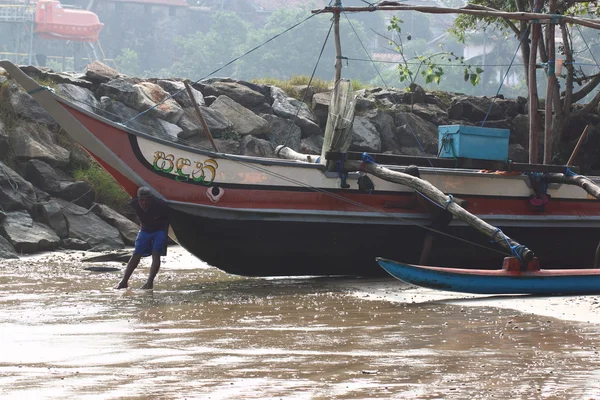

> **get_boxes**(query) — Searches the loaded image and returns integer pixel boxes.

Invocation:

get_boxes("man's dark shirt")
[130,197,170,233]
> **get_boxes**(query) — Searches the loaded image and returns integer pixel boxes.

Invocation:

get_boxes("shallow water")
[1,250,600,399]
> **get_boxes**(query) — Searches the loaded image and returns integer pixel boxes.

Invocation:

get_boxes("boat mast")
[544,0,558,164]
[333,0,343,84]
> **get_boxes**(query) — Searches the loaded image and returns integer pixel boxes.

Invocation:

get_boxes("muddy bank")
[1,246,600,399]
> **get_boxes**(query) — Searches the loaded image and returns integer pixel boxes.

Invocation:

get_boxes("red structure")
[34,0,104,42]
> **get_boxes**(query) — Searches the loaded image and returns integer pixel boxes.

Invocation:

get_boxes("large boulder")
[201,80,266,109]
[157,79,205,108]
[210,96,269,137]
[0,119,9,160]
[271,87,321,138]
[6,81,58,130]
[98,97,171,140]
[55,198,125,251]
[84,61,121,83]
[177,107,233,139]
[349,116,381,153]
[9,121,71,168]
[92,203,139,246]
[262,114,302,152]
[134,81,184,124]
[0,162,38,213]
[0,234,17,259]
[25,159,95,208]
[38,199,70,239]
[0,211,60,253]
[56,83,102,114]
[394,111,439,155]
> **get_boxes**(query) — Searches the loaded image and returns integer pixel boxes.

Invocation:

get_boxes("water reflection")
[0,252,599,399]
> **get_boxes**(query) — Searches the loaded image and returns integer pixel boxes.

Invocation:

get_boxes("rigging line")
[278,18,334,151]
[481,23,531,127]
[123,9,327,126]
[342,12,388,90]
[576,24,600,70]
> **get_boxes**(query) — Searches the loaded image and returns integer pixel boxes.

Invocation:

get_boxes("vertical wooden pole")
[543,0,557,164]
[184,80,219,153]
[528,22,540,164]
[333,0,342,84]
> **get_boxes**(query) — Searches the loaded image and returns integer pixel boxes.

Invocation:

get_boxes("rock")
[210,95,269,137]
[98,96,170,140]
[38,200,70,239]
[81,250,132,263]
[238,136,275,158]
[364,109,396,153]
[395,112,439,155]
[134,81,184,124]
[202,81,266,108]
[509,143,529,163]
[56,84,102,114]
[158,119,184,141]
[91,203,139,246]
[157,79,205,108]
[301,135,324,155]
[262,114,302,152]
[271,87,321,138]
[59,238,90,250]
[177,107,233,139]
[0,211,60,253]
[25,159,95,208]
[55,198,125,251]
[0,119,9,160]
[20,65,92,88]
[84,61,121,83]
[7,81,58,130]
[350,116,381,153]
[0,234,18,259]
[312,91,331,126]
[448,96,505,121]
[0,162,38,213]
[9,121,70,168]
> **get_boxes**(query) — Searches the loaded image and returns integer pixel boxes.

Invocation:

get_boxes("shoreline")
[13,245,600,325]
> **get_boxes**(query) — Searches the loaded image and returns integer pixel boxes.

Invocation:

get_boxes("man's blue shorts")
[133,230,168,257]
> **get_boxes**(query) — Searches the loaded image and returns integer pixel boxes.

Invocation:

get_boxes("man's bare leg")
[141,252,161,289]
[116,253,142,289]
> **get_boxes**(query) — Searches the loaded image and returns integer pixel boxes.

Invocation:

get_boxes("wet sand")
[1,246,600,399]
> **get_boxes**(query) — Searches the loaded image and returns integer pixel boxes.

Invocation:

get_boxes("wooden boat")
[376,257,600,295]
[2,2,600,277]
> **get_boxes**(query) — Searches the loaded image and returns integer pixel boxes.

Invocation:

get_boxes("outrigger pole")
[307,1,534,262]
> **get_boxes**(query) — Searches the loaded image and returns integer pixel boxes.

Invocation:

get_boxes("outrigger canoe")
[376,257,600,295]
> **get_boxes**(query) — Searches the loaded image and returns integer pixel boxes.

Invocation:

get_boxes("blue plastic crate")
[438,125,509,161]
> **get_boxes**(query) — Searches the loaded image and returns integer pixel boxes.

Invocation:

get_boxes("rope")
[576,25,600,71]
[278,18,334,150]
[480,24,531,127]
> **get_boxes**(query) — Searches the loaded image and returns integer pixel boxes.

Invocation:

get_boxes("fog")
[1,0,600,99]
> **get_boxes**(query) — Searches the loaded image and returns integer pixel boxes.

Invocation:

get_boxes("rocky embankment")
[0,61,597,259]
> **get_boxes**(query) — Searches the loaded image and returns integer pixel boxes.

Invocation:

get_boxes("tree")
[450,0,600,163]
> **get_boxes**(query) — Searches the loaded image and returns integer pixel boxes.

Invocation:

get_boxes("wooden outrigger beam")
[326,151,577,174]
[311,5,600,31]
[340,160,535,262]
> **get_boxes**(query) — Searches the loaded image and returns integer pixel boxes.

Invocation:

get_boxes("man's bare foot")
[140,282,153,290]
[115,281,128,289]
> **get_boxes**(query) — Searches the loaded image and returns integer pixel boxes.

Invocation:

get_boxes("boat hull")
[172,209,599,276]
[377,258,600,295]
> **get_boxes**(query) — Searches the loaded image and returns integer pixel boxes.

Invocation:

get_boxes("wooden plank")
[325,151,577,173]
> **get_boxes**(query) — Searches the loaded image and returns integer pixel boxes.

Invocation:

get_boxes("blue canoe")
[376,257,600,295]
